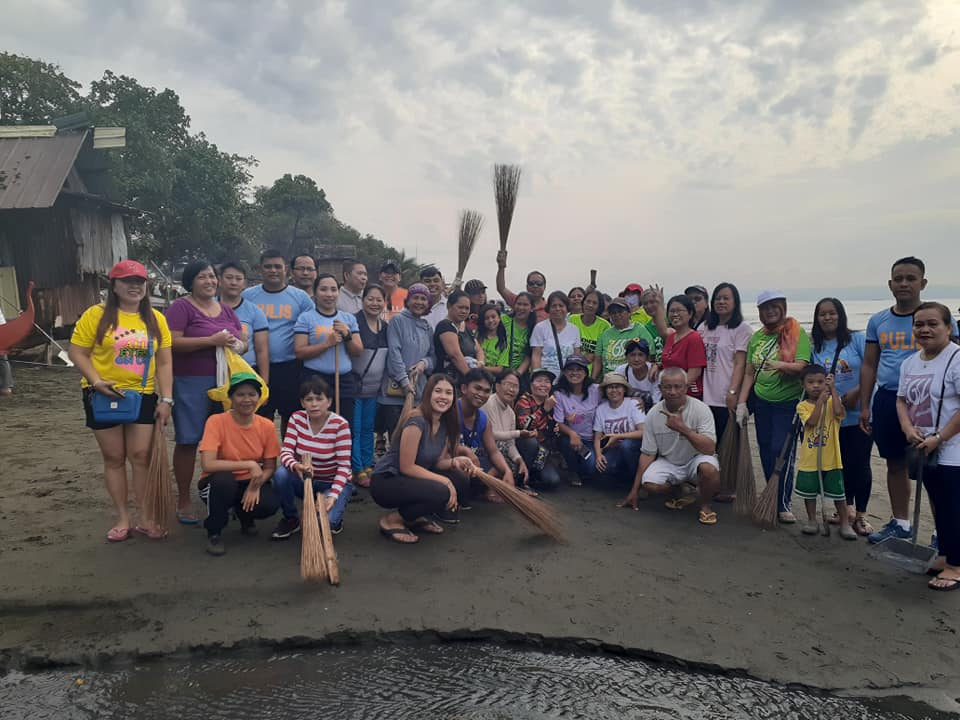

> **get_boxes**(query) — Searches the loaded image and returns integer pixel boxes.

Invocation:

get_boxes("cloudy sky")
[4,0,959,297]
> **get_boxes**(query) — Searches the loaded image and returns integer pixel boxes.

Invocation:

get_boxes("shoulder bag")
[551,322,564,372]
[91,335,153,423]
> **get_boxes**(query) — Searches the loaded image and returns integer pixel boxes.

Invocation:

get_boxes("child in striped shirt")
[271,377,354,538]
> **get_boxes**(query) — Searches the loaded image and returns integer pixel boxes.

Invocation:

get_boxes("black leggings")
[924,465,960,567]
[710,405,730,443]
[370,470,470,522]
[200,471,281,536]
[516,437,561,490]
[839,425,873,512]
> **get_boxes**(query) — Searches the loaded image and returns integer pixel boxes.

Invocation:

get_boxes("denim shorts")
[871,388,907,461]
[173,375,220,444]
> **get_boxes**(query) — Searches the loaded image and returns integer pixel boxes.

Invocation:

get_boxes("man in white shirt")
[337,259,367,314]
[420,265,448,329]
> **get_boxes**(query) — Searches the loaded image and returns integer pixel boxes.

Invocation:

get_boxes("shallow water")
[0,643,942,720]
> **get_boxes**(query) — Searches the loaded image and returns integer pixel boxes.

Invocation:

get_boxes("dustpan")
[869,463,936,574]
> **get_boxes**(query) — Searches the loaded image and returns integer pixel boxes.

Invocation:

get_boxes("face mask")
[624,294,640,309]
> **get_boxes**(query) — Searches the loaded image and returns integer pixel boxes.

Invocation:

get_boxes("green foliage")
[0,52,82,124]
[251,174,332,258]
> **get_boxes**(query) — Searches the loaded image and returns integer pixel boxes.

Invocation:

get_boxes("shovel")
[869,462,936,574]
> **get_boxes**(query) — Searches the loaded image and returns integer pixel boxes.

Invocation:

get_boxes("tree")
[0,52,82,124]
[253,174,332,257]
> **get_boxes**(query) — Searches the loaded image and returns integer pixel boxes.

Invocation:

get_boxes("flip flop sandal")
[133,525,168,540]
[407,518,444,535]
[570,477,583,487]
[698,510,718,525]
[355,471,372,488]
[928,576,960,592]
[853,518,874,536]
[106,526,131,543]
[518,487,539,498]
[379,526,419,544]
[176,510,199,525]
[665,495,697,510]
[713,494,735,504]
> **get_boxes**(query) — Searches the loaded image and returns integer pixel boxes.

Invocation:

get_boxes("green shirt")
[643,319,664,362]
[569,314,610,370]
[500,314,531,370]
[597,322,657,375]
[480,335,510,369]
[747,328,812,403]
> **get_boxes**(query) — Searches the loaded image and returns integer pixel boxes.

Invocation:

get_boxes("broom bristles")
[317,501,340,586]
[474,470,564,542]
[752,473,780,529]
[144,424,174,530]
[717,415,738,495]
[493,164,522,252]
[733,424,757,518]
[301,474,327,582]
[454,209,484,288]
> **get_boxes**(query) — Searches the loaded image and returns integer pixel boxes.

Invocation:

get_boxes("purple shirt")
[553,383,600,441]
[165,297,242,376]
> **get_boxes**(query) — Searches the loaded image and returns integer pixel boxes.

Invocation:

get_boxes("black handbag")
[906,348,958,480]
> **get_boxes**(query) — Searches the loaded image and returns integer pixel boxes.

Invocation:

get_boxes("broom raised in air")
[143,423,175,531]
[300,453,327,582]
[493,164,522,254]
[451,210,484,290]
[472,469,564,542]
[733,422,757,518]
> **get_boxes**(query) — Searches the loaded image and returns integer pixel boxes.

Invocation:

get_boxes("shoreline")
[1,367,958,716]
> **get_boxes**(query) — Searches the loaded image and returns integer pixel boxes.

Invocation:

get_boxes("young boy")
[796,365,856,540]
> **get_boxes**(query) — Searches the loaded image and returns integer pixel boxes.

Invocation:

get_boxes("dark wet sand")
[1,365,957,714]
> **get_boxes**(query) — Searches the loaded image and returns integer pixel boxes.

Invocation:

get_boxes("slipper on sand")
[176,510,199,525]
[665,495,697,510]
[928,576,960,592]
[379,526,419,544]
[106,526,131,543]
[407,518,444,535]
[698,509,718,525]
[134,525,168,540]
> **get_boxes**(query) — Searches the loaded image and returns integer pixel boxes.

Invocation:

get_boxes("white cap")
[756,289,786,306]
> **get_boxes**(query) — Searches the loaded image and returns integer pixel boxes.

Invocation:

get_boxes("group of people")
[65,250,960,591]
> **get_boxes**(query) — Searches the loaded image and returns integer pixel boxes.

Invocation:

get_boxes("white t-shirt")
[615,363,662,406]
[897,345,960,466]
[698,321,754,408]
[530,320,581,380]
[594,400,645,435]
[641,397,716,466]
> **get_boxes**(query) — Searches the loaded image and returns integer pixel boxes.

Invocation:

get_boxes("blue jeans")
[352,397,377,472]
[559,435,596,481]
[754,398,797,513]
[597,438,642,484]
[273,466,354,526]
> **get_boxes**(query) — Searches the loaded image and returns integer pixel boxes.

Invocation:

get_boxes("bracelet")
[728,389,738,395]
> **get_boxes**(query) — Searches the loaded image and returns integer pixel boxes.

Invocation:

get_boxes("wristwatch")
[159,397,175,407]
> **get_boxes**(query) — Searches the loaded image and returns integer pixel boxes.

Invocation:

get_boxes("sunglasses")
[527,280,545,287]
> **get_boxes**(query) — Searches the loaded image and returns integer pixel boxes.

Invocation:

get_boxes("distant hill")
[740,286,960,303]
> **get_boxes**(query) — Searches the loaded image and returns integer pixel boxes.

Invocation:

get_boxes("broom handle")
[334,339,341,415]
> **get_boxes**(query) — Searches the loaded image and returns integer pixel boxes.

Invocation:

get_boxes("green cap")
[228,371,263,393]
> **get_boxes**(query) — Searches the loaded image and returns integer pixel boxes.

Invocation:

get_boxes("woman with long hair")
[351,284,389,486]
[811,297,872,535]
[531,291,581,381]
[165,260,244,525]
[736,290,811,523]
[370,374,474,544]
[649,294,708,399]
[434,289,484,384]
[477,304,509,376]
[68,260,174,542]
[567,286,586,315]
[500,292,536,374]
[569,289,610,375]
[554,354,600,486]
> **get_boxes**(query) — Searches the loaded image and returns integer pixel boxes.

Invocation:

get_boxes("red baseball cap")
[108,260,148,280]
[620,283,643,295]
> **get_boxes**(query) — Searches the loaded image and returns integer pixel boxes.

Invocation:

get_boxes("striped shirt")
[280,410,352,498]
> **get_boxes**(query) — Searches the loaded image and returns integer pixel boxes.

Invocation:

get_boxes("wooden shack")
[0,126,133,334]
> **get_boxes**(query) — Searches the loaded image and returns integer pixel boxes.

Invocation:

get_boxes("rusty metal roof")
[0,131,87,210]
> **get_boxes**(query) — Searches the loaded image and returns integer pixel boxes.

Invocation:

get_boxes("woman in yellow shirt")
[69,260,174,543]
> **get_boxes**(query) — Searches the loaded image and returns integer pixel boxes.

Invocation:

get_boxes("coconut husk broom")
[493,164,522,252]
[144,423,174,530]
[717,412,738,497]
[300,454,327,582]
[733,422,757,518]
[452,209,484,290]
[473,469,564,542]
[752,417,800,529]
[317,497,340,586]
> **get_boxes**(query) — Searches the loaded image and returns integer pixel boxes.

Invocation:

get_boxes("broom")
[752,417,800,529]
[717,412,738,497]
[300,453,327,582]
[317,497,340,586]
[451,209,484,290]
[143,423,174,530]
[733,422,757,518]
[493,164,522,253]
[473,469,564,542]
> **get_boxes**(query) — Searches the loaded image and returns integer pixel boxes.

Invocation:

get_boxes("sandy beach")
[0,364,957,715]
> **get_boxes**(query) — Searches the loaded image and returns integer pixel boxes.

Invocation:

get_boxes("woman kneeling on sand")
[370,374,474,544]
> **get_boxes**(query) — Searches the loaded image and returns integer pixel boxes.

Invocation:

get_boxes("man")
[219,261,270,380]
[289,253,318,294]
[455,368,516,518]
[242,249,315,435]
[860,256,959,544]
[464,278,487,332]
[379,260,408,322]
[685,285,710,328]
[338,259,367,314]
[618,367,720,525]
[640,286,665,361]
[620,283,651,325]
[420,265,448,329]
[594,297,657,379]
[495,249,548,321]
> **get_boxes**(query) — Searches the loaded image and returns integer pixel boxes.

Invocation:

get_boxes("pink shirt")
[698,322,754,407]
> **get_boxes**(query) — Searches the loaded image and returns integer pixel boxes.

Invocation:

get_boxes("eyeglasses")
[527,280,545,287]
[499,382,520,390]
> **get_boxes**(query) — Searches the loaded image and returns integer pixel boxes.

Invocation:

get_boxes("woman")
[434,289,484,383]
[553,354,600,486]
[165,260,244,525]
[483,369,534,493]
[477,304,509,375]
[352,284,389,486]
[293,273,362,428]
[593,372,645,484]
[370,374,473,544]
[615,339,661,412]
[68,260,174,542]
[379,283,436,434]
[698,283,753,441]
[198,372,281,556]
[501,292,536,373]
[649,294,707,399]
[595,297,657,378]
[567,286,586,315]
[531,291,581,381]
[218,261,270,378]
[515,368,562,490]
[736,290,811,522]
[569,290,610,374]
[896,302,960,590]
[811,298,872,534]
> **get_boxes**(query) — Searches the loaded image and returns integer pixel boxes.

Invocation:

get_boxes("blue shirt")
[230,298,269,367]
[866,308,959,391]
[294,309,359,374]
[811,331,866,427]
[242,284,314,363]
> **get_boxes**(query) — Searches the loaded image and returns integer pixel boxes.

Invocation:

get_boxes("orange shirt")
[199,412,280,480]
[383,287,408,322]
